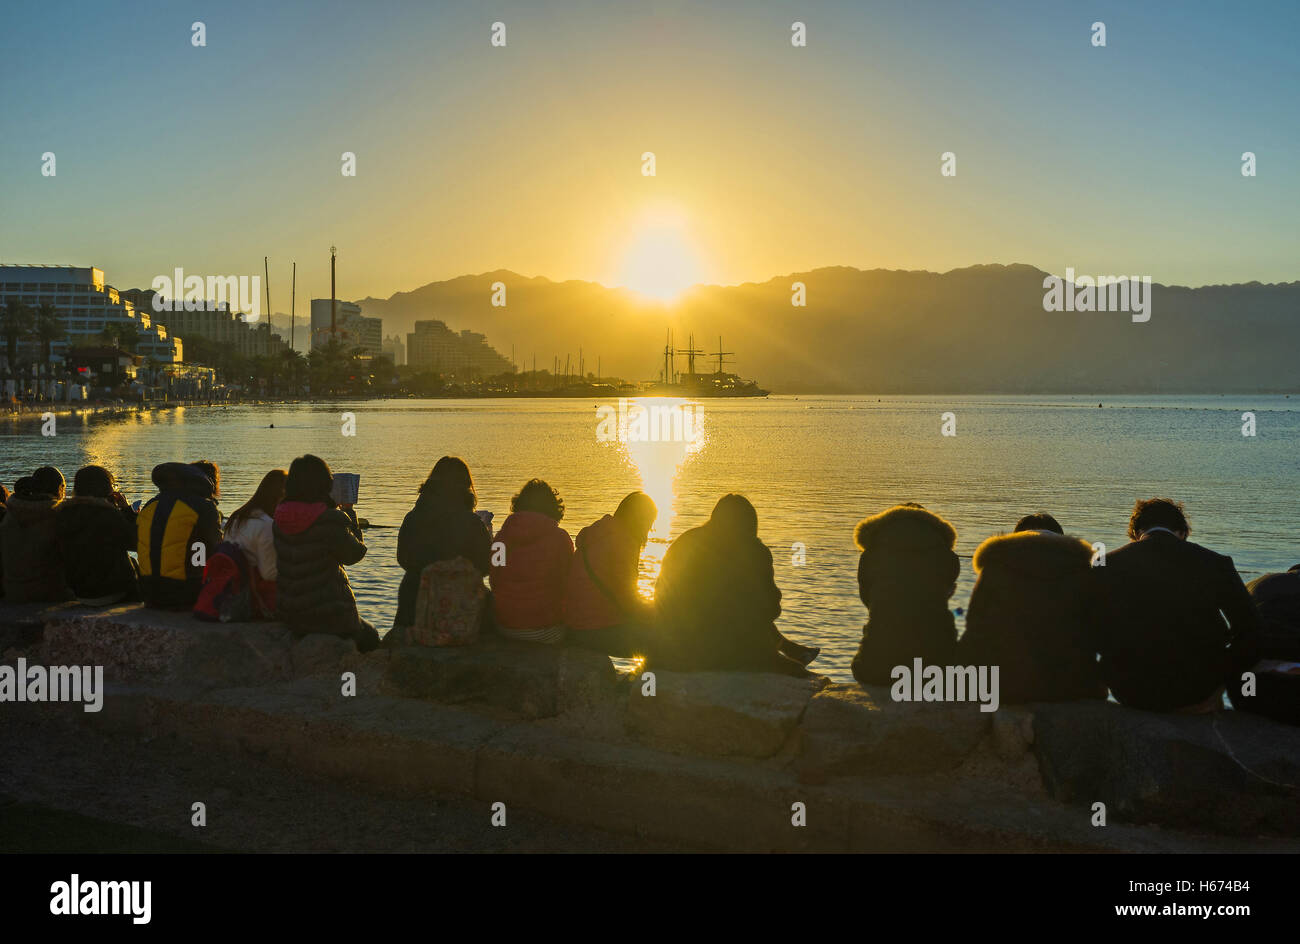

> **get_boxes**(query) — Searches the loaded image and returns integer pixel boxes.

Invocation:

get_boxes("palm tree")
[2,298,35,379]
[100,322,140,354]
[34,302,67,394]
[280,347,304,396]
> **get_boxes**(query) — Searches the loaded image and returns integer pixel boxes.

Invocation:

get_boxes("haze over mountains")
[353,265,1300,394]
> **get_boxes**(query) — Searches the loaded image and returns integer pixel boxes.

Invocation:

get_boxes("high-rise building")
[0,265,182,362]
[309,299,381,356]
[406,319,512,378]
[121,288,287,359]
[382,334,406,366]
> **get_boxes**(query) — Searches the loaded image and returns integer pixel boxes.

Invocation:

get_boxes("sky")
[1,0,1297,305]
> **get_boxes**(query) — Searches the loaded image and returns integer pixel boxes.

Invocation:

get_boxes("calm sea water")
[3,395,1296,682]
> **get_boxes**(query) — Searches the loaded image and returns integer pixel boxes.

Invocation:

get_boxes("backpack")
[194,541,259,623]
[409,557,486,646]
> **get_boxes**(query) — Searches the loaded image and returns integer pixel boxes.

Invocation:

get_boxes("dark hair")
[1129,498,1189,540]
[614,490,657,538]
[73,465,116,500]
[710,493,758,538]
[285,454,334,505]
[227,469,288,528]
[31,466,66,499]
[419,456,476,510]
[0,484,8,505]
[191,460,220,498]
[12,476,33,497]
[511,478,564,521]
[1014,513,1063,535]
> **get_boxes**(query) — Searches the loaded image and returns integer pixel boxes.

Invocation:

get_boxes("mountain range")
[339,265,1300,393]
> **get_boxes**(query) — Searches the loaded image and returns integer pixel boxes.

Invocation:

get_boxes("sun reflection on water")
[607,398,708,598]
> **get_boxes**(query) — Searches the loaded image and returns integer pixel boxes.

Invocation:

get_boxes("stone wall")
[3,602,1297,852]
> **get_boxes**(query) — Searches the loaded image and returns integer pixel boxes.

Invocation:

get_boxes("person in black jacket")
[272,454,378,651]
[392,456,492,635]
[55,465,139,605]
[1094,498,1260,712]
[956,513,1105,703]
[851,503,960,685]
[3,468,71,603]
[1229,564,1300,725]
[652,493,817,675]
[0,482,7,597]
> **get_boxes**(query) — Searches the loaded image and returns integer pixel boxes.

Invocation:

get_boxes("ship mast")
[712,336,734,376]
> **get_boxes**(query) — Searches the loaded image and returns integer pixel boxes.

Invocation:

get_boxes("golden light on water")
[609,397,707,597]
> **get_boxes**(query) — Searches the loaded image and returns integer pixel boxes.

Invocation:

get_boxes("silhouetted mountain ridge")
[353,265,1300,393]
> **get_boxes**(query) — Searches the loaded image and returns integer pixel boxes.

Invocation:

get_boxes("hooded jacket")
[393,492,492,629]
[1093,531,1260,711]
[489,511,573,630]
[652,520,783,671]
[2,493,70,603]
[273,500,366,638]
[565,514,650,632]
[1246,565,1300,660]
[851,505,959,685]
[957,530,1105,703]
[56,496,139,603]
[136,462,221,608]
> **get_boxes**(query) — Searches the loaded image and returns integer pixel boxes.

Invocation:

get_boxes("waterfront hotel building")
[0,264,182,363]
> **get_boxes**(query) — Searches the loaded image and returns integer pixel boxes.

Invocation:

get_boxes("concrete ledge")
[1033,699,1300,836]
[7,604,1300,846]
[625,670,828,759]
[382,637,620,719]
[796,683,992,778]
[41,605,294,689]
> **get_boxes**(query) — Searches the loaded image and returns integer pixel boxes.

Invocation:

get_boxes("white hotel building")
[0,264,182,363]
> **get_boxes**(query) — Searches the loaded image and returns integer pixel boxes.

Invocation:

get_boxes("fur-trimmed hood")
[3,493,60,525]
[854,504,956,552]
[972,530,1092,577]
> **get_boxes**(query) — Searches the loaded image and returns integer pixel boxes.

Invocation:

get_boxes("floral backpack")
[409,557,487,646]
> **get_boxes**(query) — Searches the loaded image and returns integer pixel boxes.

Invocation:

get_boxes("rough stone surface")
[625,669,828,758]
[1033,699,1300,836]
[12,604,1300,848]
[476,722,852,851]
[991,706,1036,761]
[291,634,357,677]
[797,683,992,778]
[40,605,294,689]
[0,601,74,652]
[382,636,615,719]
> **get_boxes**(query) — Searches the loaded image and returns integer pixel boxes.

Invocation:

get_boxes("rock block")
[626,669,827,758]
[797,683,992,777]
[40,605,294,689]
[1033,699,1300,836]
[383,635,616,719]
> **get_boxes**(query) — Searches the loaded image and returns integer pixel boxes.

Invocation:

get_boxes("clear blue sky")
[1,0,1296,301]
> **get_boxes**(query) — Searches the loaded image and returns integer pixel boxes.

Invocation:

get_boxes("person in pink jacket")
[564,491,657,656]
[490,479,574,643]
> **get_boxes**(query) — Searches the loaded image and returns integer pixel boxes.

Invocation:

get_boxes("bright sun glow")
[615,214,704,302]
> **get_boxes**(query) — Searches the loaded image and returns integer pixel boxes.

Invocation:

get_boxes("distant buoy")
[1098,403,1102,408]
[269,423,275,428]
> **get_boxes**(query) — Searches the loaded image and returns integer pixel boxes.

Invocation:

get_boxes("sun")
[615,214,704,303]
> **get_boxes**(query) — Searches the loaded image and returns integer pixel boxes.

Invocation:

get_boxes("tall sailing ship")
[642,332,769,397]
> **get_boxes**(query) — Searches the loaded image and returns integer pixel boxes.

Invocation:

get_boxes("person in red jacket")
[564,491,657,656]
[490,479,574,643]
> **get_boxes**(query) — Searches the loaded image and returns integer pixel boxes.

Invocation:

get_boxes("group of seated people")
[2,454,1296,725]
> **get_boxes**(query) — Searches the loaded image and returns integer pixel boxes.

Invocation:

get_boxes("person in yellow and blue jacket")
[136,462,222,608]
